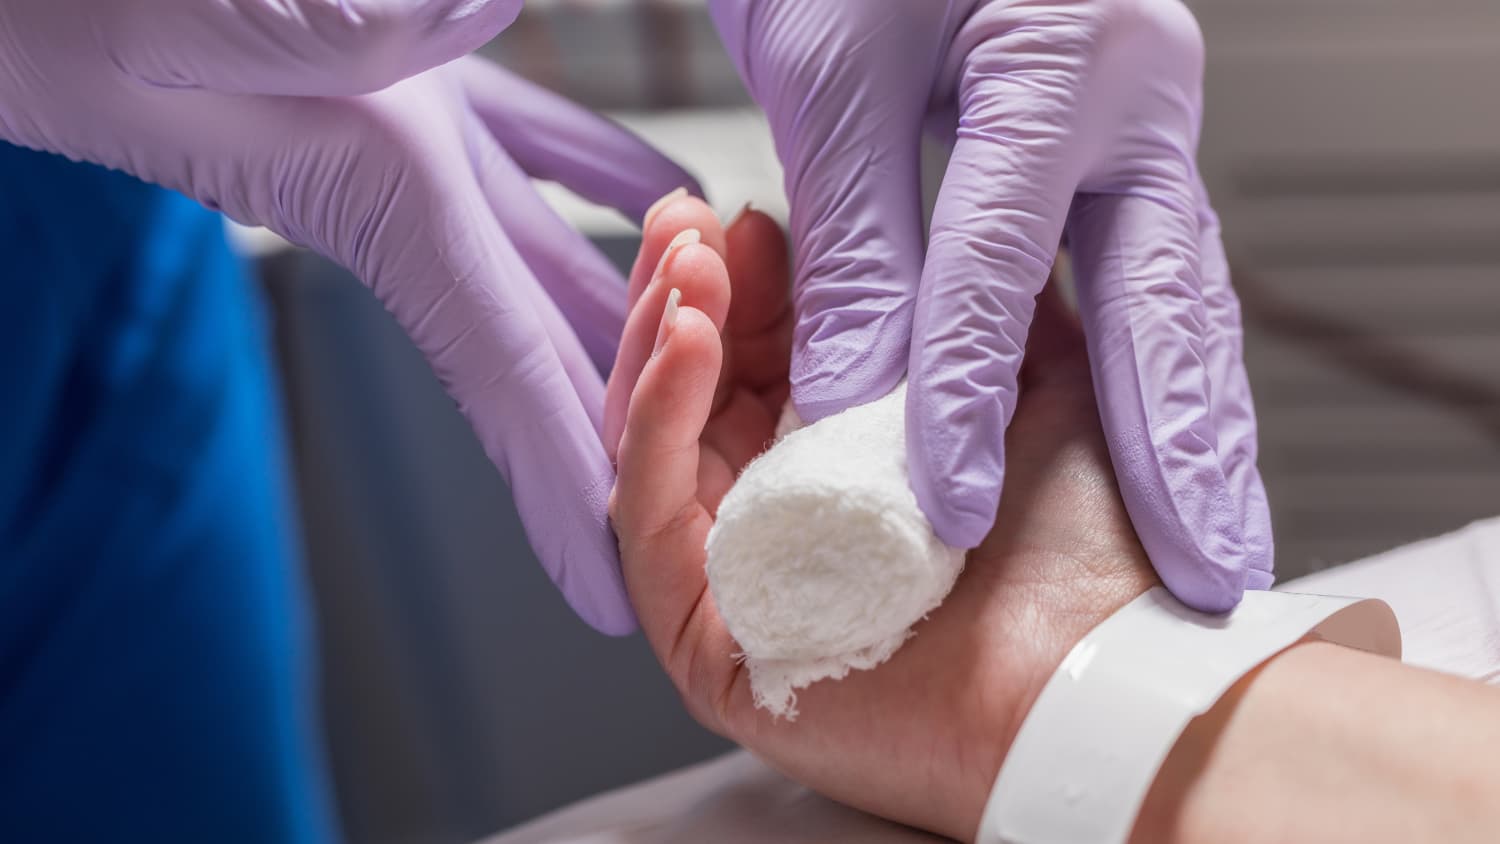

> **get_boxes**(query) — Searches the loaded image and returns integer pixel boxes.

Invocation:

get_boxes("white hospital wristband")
[977,587,1402,844]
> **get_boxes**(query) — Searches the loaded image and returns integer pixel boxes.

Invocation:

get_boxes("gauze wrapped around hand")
[706,383,963,717]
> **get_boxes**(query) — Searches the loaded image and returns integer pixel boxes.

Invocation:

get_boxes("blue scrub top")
[0,144,339,843]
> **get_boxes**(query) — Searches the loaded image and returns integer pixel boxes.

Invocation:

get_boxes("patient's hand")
[607,196,1157,842]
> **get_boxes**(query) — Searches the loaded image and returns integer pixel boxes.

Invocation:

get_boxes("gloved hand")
[0,0,698,634]
[708,0,1272,611]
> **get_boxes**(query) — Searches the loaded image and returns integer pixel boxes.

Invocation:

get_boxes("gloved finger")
[113,0,521,97]
[605,232,732,460]
[458,57,702,222]
[1068,189,1250,613]
[780,116,926,422]
[463,109,628,374]
[906,59,1083,549]
[364,119,631,634]
[711,6,935,423]
[1196,184,1275,590]
[400,211,631,633]
[612,301,740,698]
[781,121,927,422]
[420,209,631,631]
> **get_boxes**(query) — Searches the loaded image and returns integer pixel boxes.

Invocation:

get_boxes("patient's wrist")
[1136,641,1500,844]
[1129,641,1302,844]
[977,591,1400,844]
[954,665,1054,843]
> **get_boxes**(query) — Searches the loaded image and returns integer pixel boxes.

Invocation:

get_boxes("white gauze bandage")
[705,383,964,718]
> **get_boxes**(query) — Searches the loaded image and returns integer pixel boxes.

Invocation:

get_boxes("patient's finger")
[605,232,733,458]
[629,194,728,304]
[723,207,794,398]
[691,209,794,497]
[1019,281,1088,388]
[613,300,728,667]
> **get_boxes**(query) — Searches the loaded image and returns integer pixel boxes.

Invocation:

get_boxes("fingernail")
[726,201,754,230]
[653,288,682,359]
[643,187,689,232]
[654,227,701,275]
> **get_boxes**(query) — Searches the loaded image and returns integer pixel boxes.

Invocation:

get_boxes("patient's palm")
[610,214,1157,840]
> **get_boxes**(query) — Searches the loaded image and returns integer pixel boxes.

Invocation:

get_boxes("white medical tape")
[977,587,1402,844]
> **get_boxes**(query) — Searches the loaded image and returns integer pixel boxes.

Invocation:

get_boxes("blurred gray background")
[241,1,1500,841]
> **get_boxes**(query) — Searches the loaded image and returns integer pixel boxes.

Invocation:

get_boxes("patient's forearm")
[1133,642,1500,843]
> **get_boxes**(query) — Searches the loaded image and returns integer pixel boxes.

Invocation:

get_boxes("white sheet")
[483,517,1500,844]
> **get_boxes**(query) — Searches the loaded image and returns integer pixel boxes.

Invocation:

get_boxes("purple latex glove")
[0,0,699,634]
[709,0,1272,611]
